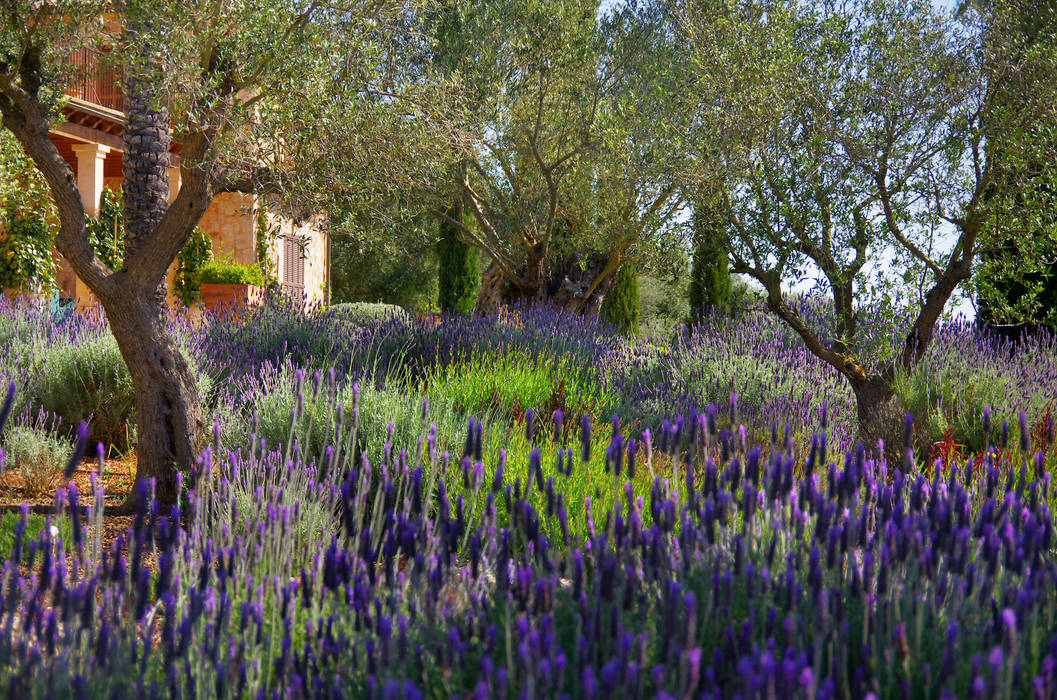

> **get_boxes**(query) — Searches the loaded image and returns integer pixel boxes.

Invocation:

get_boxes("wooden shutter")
[282,235,305,298]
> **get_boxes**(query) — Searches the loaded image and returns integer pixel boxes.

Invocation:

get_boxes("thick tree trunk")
[0,23,216,508]
[476,260,506,315]
[106,289,204,505]
[849,374,914,466]
[475,252,617,316]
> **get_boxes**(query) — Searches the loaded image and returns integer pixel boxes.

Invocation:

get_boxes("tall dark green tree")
[430,3,480,313]
[687,193,732,323]
[600,264,640,334]
[437,202,478,313]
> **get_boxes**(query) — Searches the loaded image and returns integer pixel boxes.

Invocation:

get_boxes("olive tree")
[679,0,1057,441]
[0,0,452,503]
[430,0,693,314]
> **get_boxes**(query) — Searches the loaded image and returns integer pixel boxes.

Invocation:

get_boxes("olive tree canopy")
[429,0,695,314]
[678,0,1057,441]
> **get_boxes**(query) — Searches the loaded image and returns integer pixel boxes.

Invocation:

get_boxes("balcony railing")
[67,47,124,113]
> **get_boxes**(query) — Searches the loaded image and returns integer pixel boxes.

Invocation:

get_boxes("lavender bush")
[0,388,1055,696]
[892,321,1057,450]
[0,299,1055,696]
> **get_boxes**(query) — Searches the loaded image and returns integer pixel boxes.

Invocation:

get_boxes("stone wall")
[199,193,256,265]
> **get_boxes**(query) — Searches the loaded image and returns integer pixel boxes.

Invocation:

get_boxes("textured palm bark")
[110,47,202,506]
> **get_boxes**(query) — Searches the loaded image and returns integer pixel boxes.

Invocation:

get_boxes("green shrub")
[3,425,71,495]
[197,257,267,286]
[322,302,410,325]
[32,334,135,450]
[31,333,210,452]
[600,265,640,334]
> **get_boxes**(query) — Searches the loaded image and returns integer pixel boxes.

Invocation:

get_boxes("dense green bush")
[322,302,411,325]
[32,334,135,450]
[600,264,640,334]
[3,425,71,495]
[0,132,56,293]
[328,213,438,308]
[687,231,732,320]
[197,257,267,286]
[29,332,210,452]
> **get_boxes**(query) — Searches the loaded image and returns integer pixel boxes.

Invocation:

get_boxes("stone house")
[51,48,329,308]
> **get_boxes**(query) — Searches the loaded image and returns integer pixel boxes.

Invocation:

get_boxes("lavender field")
[0,298,1056,697]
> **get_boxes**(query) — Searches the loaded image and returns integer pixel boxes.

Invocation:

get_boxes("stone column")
[164,165,183,308]
[168,165,181,203]
[70,143,109,308]
[70,143,109,216]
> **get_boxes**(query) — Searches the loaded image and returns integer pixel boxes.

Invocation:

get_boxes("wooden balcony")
[67,47,123,113]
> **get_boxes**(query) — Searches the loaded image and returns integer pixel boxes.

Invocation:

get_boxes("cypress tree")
[433,3,480,315]
[600,264,640,334]
[437,203,479,314]
[687,194,732,323]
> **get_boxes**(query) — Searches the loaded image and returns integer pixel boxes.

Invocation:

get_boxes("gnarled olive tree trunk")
[105,289,203,504]
[475,252,618,316]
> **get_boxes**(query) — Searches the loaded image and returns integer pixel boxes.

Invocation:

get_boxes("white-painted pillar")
[168,165,181,203]
[70,143,110,217]
[69,143,110,309]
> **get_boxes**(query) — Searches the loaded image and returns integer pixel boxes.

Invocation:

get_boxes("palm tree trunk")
[111,34,203,505]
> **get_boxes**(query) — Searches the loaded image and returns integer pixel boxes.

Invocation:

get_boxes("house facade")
[51,48,329,308]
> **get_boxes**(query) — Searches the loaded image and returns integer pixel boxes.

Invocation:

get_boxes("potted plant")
[197,256,268,315]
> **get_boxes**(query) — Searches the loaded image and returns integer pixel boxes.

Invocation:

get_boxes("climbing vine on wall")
[255,202,278,287]
[174,227,213,306]
[86,187,125,270]
[0,132,57,293]
[0,214,55,292]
